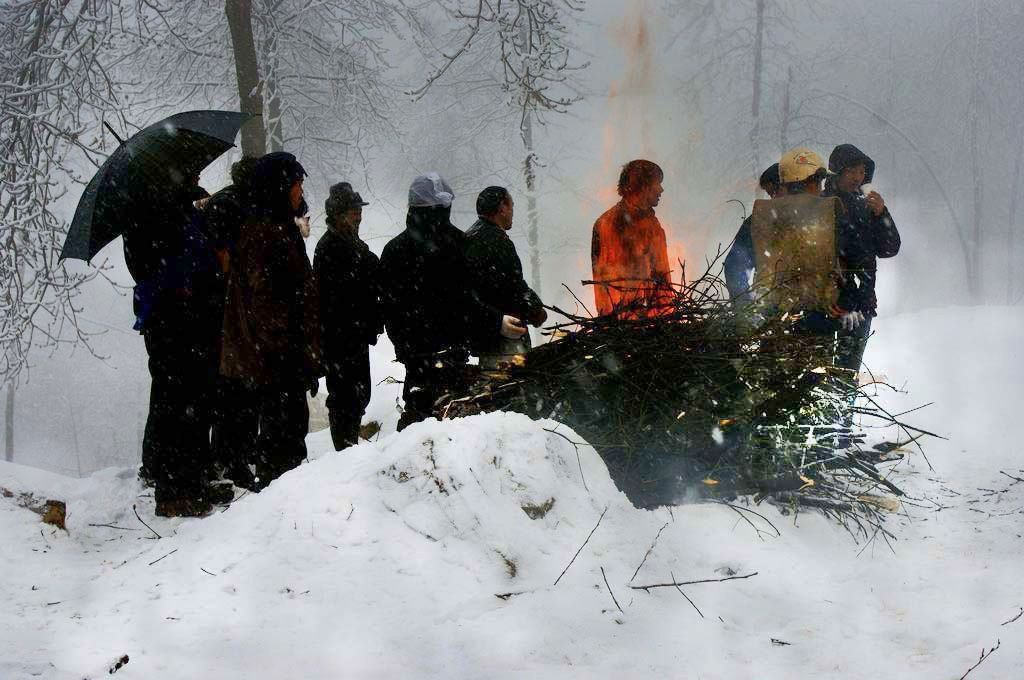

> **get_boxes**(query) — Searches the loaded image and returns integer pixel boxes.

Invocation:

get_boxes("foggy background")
[5,0,1022,476]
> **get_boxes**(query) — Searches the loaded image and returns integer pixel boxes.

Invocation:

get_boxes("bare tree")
[225,0,268,156]
[0,0,131,461]
[409,0,589,296]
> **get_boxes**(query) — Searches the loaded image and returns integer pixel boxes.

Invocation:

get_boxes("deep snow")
[2,306,1022,679]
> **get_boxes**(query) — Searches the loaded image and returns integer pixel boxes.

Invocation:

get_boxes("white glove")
[840,310,865,332]
[500,315,527,339]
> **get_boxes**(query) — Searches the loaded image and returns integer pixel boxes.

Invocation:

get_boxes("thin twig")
[553,506,608,586]
[87,523,139,531]
[670,570,704,618]
[544,427,589,492]
[630,522,670,582]
[959,639,1000,679]
[601,566,624,614]
[132,504,161,539]
[1001,608,1023,626]
[147,548,178,566]
[631,571,758,591]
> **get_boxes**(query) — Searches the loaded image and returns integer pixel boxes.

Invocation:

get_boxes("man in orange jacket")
[591,159,673,318]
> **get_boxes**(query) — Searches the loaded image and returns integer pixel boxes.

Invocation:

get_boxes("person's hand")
[500,315,527,339]
[839,310,865,331]
[865,191,885,217]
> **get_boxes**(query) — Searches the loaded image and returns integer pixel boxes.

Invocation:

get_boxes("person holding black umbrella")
[125,173,225,517]
[219,152,323,489]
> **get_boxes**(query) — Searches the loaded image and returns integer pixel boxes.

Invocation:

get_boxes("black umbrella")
[61,110,253,263]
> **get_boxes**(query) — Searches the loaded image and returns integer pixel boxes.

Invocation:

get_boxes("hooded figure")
[379,173,504,430]
[823,144,901,373]
[314,182,383,450]
[219,151,322,488]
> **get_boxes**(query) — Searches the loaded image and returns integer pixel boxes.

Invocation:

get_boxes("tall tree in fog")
[668,0,800,183]
[924,0,1024,301]
[409,0,589,296]
[134,0,416,195]
[0,1,130,461]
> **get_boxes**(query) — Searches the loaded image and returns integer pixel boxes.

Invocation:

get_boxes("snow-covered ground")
[2,306,1022,679]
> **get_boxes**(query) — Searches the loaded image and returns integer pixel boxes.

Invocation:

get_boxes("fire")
[584,3,688,319]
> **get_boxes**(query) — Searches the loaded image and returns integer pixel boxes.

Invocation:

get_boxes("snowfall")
[2,306,1022,679]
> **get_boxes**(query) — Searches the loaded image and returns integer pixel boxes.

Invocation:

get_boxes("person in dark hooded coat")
[314,182,383,450]
[219,151,322,489]
[379,173,517,431]
[199,156,260,489]
[124,175,224,517]
[823,144,901,373]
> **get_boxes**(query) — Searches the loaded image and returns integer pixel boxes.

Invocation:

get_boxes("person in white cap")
[379,173,526,430]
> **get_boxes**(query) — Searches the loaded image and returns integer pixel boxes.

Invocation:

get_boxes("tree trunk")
[257,0,284,152]
[522,112,542,298]
[779,65,792,154]
[4,383,13,463]
[1008,131,1023,302]
[968,0,983,301]
[749,0,765,188]
[225,0,267,157]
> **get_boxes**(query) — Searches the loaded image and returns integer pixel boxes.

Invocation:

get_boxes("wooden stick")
[601,566,624,614]
[631,571,758,591]
[553,506,608,586]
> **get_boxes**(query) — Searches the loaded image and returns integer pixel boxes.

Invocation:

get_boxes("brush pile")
[437,261,925,535]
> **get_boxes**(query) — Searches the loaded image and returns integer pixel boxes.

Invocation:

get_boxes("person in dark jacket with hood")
[220,151,322,489]
[124,175,224,517]
[464,186,545,369]
[823,144,901,374]
[379,173,520,431]
[200,156,260,490]
[314,182,383,450]
[724,163,784,308]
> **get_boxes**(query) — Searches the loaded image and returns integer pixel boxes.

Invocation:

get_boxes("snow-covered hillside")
[2,306,1022,679]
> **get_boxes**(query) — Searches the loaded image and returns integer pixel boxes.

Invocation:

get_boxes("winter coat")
[313,225,383,373]
[379,207,501,366]
[823,146,900,315]
[724,216,755,305]
[203,183,251,252]
[220,215,322,386]
[591,201,673,317]
[123,194,222,334]
[464,217,546,353]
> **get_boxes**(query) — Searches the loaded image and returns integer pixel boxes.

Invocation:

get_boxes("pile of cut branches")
[437,260,931,535]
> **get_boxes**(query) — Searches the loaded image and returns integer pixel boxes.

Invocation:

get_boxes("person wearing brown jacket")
[220,152,322,489]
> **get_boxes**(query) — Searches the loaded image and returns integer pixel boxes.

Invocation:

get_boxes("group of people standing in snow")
[124,154,545,517]
[592,145,900,377]
[124,140,897,518]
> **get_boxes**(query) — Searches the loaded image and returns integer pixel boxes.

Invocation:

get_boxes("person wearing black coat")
[379,173,521,431]
[124,177,224,517]
[200,156,260,490]
[219,152,322,489]
[464,186,546,368]
[823,144,901,373]
[314,183,383,450]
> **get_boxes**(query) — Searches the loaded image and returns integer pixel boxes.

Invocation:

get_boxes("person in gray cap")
[379,173,523,430]
[314,182,383,450]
